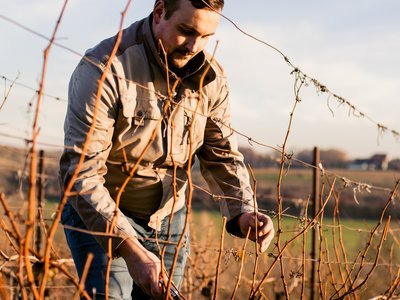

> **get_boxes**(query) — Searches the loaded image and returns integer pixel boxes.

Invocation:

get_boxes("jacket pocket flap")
[121,95,162,120]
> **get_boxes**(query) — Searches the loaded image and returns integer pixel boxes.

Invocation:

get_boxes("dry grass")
[1,166,399,299]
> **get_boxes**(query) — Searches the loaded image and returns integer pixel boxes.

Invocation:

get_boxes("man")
[59,0,275,298]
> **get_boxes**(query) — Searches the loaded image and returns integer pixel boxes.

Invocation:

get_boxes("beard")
[167,48,196,69]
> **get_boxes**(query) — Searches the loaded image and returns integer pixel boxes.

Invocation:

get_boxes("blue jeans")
[61,203,189,299]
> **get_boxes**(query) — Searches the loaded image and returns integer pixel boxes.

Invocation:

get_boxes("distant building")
[348,154,388,170]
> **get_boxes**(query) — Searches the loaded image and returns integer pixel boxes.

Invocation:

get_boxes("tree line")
[239,146,400,170]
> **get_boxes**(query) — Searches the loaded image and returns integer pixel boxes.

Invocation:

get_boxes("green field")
[191,210,390,255]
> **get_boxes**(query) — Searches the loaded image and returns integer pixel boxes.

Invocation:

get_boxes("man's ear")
[153,0,165,24]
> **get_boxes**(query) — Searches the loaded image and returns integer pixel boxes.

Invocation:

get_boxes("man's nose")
[185,37,201,54]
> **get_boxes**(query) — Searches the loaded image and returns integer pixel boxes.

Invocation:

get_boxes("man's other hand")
[238,212,275,253]
[117,237,163,299]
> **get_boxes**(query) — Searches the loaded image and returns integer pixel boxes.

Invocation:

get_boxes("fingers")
[252,214,274,252]
[237,212,276,253]
[258,221,275,252]
[256,214,273,236]
[243,213,275,253]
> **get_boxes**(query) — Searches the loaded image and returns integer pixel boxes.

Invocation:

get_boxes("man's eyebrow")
[179,24,216,37]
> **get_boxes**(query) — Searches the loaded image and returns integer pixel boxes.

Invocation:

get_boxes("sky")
[1,0,400,160]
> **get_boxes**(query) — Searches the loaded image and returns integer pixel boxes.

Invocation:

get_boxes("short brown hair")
[163,0,224,19]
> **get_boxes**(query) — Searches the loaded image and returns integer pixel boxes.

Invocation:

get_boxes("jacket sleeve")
[196,78,255,232]
[59,58,137,256]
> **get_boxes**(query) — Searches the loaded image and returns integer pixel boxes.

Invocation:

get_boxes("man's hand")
[238,212,275,253]
[117,237,163,299]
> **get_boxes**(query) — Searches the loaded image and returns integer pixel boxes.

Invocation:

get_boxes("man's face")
[153,0,221,69]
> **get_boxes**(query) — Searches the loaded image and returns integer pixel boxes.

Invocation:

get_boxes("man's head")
[152,0,223,69]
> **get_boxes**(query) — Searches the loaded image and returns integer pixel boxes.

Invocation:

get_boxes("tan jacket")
[59,15,254,254]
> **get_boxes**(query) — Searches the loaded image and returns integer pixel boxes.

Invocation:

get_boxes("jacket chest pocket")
[114,95,164,161]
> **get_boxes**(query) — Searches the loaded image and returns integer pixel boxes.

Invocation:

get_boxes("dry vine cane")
[331,180,399,300]
[271,68,306,300]
[251,177,337,299]
[25,1,69,299]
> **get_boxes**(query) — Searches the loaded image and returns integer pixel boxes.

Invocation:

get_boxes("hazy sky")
[1,0,400,160]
